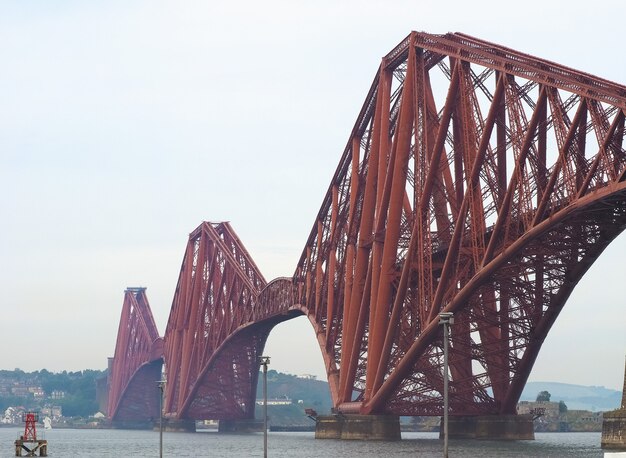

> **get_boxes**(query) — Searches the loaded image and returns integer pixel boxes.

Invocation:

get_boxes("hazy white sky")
[1,1,625,391]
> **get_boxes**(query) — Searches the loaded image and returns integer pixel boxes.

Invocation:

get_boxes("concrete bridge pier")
[601,411,626,450]
[315,414,401,440]
[159,418,196,432]
[444,414,535,440]
[111,419,160,430]
[601,358,626,450]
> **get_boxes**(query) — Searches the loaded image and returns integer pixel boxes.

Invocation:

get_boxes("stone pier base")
[602,410,626,450]
[315,414,400,440]
[160,419,196,432]
[444,414,534,440]
[218,418,264,433]
[111,420,153,430]
[112,418,195,431]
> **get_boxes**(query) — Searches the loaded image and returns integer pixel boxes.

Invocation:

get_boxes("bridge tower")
[107,287,164,428]
[293,31,626,439]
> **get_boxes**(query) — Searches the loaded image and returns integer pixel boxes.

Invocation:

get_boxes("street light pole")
[439,312,454,458]
[157,380,166,458]
[259,356,270,458]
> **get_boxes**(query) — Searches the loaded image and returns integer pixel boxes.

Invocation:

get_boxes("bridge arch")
[530,227,626,388]
[167,275,346,420]
[107,288,163,423]
[109,359,163,423]
[175,278,305,420]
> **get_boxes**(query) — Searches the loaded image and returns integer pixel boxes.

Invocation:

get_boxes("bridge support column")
[443,414,534,440]
[218,419,264,433]
[315,414,400,440]
[111,420,154,430]
[602,411,626,450]
[602,358,626,450]
[156,419,196,432]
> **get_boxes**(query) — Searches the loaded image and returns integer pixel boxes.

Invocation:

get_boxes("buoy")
[14,412,47,457]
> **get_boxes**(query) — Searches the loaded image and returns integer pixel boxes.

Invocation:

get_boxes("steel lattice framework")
[294,31,626,416]
[109,31,626,421]
[162,222,301,420]
[107,287,163,421]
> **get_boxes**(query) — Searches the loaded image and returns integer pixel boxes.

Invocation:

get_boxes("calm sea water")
[0,427,616,457]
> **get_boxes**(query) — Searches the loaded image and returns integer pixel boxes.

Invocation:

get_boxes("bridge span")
[106,31,626,440]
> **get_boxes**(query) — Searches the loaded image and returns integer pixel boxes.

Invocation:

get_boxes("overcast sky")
[1,1,625,391]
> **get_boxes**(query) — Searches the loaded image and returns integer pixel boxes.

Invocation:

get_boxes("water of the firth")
[0,427,615,457]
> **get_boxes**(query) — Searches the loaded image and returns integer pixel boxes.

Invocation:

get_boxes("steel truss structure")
[107,287,163,421]
[294,31,626,416]
[109,31,626,421]
[162,222,302,419]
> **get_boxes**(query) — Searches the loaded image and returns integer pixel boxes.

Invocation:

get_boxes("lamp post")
[157,380,166,458]
[439,312,454,458]
[259,356,270,458]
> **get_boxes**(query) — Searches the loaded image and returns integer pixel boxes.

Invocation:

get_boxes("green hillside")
[256,370,332,411]
[0,369,105,417]
[254,370,333,428]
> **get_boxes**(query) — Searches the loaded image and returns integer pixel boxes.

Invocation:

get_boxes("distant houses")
[255,397,293,406]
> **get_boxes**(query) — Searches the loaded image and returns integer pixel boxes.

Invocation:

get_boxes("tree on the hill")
[559,400,568,413]
[536,390,551,402]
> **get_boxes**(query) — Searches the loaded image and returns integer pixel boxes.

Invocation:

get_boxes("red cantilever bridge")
[107,31,626,433]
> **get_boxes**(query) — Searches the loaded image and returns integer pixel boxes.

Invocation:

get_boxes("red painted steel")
[293,31,626,416]
[162,223,303,420]
[110,31,626,421]
[22,412,38,441]
[107,287,163,422]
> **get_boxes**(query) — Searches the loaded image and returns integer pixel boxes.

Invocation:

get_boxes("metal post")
[439,312,454,458]
[157,380,166,458]
[259,356,270,458]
